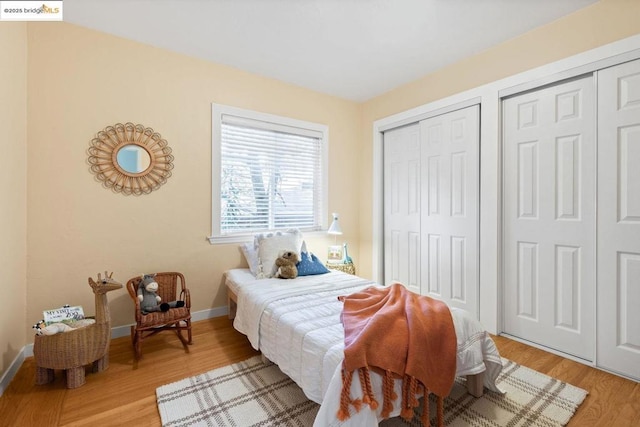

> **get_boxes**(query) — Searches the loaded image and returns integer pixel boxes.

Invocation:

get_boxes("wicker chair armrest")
[180,288,191,309]
[132,294,144,322]
[126,281,144,322]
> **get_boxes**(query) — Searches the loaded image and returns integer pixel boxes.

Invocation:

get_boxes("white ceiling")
[63,0,598,102]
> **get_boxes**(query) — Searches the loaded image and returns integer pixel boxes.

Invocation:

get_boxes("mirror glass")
[116,144,151,174]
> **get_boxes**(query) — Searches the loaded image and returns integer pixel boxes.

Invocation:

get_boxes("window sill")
[207,230,328,245]
[207,235,253,245]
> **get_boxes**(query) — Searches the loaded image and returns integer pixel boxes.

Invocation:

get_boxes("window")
[209,104,328,243]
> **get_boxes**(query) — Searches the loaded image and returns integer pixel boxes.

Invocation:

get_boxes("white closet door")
[503,76,596,360]
[597,58,640,381]
[384,123,421,294]
[420,105,479,318]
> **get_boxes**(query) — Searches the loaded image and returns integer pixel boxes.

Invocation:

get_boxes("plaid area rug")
[156,356,587,427]
[381,358,588,427]
[156,356,318,426]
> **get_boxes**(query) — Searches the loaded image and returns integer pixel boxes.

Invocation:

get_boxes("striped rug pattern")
[156,356,317,426]
[381,358,588,427]
[156,356,587,427]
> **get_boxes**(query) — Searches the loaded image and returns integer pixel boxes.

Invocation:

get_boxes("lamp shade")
[327,213,342,235]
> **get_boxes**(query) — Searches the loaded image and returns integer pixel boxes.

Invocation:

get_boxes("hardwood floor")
[1,317,638,426]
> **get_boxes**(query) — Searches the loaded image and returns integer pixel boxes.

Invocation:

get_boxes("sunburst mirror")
[88,123,174,195]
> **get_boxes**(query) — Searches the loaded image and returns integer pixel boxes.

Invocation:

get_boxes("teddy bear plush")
[275,251,299,279]
[137,273,185,314]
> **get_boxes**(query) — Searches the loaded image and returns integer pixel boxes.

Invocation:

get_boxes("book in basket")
[43,305,85,325]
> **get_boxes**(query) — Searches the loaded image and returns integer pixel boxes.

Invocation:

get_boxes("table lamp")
[327,213,343,263]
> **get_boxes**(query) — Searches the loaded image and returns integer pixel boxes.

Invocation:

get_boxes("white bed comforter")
[227,268,503,426]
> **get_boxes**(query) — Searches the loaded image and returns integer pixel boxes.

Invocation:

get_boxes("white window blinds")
[211,105,328,241]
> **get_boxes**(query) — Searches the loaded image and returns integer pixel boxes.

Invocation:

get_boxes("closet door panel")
[383,123,421,294]
[503,75,596,361]
[597,58,640,381]
[421,105,479,317]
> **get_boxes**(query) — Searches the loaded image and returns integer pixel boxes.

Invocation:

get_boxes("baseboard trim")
[0,349,25,397]
[0,305,229,397]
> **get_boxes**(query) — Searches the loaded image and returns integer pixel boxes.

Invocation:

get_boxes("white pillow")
[240,242,259,276]
[256,229,303,278]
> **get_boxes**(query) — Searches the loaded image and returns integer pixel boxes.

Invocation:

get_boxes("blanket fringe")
[337,369,354,421]
[358,367,378,409]
[420,391,444,427]
[338,368,446,427]
[421,389,431,426]
[437,395,444,427]
[381,370,396,418]
[400,374,422,421]
[338,367,378,421]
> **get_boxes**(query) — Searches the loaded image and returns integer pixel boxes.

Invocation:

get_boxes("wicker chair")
[126,272,192,359]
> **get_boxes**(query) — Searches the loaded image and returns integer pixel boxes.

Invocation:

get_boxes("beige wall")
[357,0,640,277]
[25,23,362,334]
[0,23,28,377]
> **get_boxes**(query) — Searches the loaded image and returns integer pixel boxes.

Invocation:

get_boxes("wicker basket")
[34,324,111,388]
[33,275,122,388]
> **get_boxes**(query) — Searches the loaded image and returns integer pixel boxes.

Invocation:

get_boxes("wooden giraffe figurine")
[34,271,123,388]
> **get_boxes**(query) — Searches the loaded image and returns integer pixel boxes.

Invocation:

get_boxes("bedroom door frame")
[372,34,640,335]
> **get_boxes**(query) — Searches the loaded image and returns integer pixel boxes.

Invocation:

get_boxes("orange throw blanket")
[338,283,456,427]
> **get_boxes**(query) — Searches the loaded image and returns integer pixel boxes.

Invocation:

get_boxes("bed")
[225,267,503,426]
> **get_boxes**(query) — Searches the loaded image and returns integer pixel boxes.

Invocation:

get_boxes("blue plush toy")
[136,274,184,314]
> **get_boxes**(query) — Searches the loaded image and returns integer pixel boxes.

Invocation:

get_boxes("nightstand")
[326,262,356,275]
